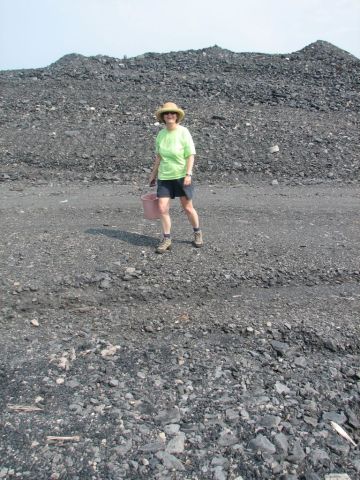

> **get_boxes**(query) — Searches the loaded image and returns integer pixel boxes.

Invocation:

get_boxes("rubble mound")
[0,40,359,183]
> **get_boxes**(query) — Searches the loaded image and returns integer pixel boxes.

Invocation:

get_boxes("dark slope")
[0,41,359,183]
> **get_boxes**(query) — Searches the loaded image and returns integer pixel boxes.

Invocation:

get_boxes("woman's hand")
[149,174,156,187]
[183,175,192,186]
[149,156,160,187]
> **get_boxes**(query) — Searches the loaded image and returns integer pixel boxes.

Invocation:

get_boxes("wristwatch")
[186,173,192,177]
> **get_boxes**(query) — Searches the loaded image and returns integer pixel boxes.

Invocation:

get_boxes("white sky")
[0,0,359,70]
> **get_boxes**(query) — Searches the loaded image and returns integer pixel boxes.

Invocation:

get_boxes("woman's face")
[163,111,178,125]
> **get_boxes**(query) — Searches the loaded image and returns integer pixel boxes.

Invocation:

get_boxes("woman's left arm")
[184,154,195,186]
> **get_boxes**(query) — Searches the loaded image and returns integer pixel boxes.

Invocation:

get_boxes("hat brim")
[155,107,185,122]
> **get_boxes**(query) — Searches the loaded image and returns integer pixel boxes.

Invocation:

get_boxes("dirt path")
[0,181,359,479]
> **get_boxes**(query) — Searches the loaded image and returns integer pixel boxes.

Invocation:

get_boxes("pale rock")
[165,432,185,454]
[325,475,352,480]
[156,451,185,471]
[269,145,280,153]
[248,434,276,454]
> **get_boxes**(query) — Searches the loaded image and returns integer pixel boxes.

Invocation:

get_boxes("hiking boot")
[193,230,203,248]
[156,237,172,254]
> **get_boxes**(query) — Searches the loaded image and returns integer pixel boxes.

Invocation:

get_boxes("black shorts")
[157,178,194,200]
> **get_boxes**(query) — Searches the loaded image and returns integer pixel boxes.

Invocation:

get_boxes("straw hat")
[155,102,185,123]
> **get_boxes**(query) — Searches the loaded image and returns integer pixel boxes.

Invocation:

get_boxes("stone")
[211,456,229,468]
[269,145,280,153]
[99,279,111,289]
[66,379,80,388]
[275,382,291,395]
[345,408,360,428]
[294,356,307,367]
[156,451,185,471]
[274,433,289,454]
[323,339,338,352]
[108,378,119,387]
[322,411,347,425]
[165,433,185,454]
[164,424,180,435]
[287,441,306,463]
[326,436,350,456]
[304,473,321,480]
[259,414,282,428]
[113,440,132,456]
[64,130,80,137]
[304,415,318,427]
[140,442,165,453]
[248,434,276,454]
[271,340,290,355]
[352,458,360,472]
[217,432,238,447]
[213,466,227,480]
[155,407,181,425]
[69,403,83,414]
[225,408,239,422]
[310,448,330,466]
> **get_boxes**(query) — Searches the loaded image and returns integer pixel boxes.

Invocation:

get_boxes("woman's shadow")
[86,228,158,247]
[86,228,193,247]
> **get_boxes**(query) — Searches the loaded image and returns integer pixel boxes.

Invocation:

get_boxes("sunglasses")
[163,111,177,115]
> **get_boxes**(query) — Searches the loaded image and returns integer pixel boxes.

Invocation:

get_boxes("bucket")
[141,192,161,219]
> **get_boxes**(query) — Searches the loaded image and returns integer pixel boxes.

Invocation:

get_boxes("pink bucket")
[141,192,161,220]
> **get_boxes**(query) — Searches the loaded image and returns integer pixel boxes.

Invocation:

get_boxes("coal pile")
[0,40,359,183]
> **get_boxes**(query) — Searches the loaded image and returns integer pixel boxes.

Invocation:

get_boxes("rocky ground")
[0,41,359,479]
[0,181,359,480]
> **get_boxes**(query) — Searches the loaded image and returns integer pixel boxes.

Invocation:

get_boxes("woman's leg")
[156,197,172,253]
[180,196,203,247]
[180,196,199,228]
[158,197,171,234]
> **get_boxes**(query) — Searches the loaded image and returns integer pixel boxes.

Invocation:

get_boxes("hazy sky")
[1,0,359,70]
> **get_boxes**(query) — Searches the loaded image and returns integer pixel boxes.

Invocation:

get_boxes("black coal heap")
[0,40,359,183]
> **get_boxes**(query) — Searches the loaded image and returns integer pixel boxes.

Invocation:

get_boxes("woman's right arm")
[149,154,161,186]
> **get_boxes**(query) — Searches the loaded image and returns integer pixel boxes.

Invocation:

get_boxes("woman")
[149,102,203,254]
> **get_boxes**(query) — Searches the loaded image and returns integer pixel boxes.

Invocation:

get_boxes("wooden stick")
[8,404,43,412]
[47,436,81,443]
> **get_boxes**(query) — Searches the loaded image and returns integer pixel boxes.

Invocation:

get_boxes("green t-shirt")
[156,125,196,180]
